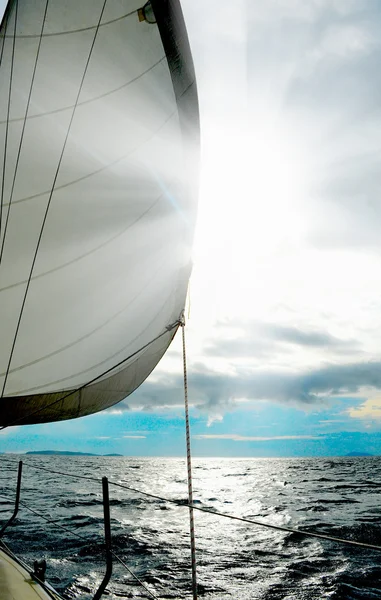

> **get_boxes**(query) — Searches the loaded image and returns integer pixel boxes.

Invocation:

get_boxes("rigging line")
[111,551,159,600]
[0,493,100,544]
[0,5,12,246]
[0,7,137,39]
[0,11,8,72]
[2,457,381,552]
[0,55,166,126]
[0,0,49,267]
[0,320,180,430]
[0,0,109,400]
[181,318,197,600]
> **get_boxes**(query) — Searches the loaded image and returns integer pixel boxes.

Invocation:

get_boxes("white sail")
[0,0,199,424]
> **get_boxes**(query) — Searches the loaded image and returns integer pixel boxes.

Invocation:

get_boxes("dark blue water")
[0,455,380,599]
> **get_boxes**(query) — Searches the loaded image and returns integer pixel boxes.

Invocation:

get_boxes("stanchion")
[0,460,22,538]
[93,477,112,599]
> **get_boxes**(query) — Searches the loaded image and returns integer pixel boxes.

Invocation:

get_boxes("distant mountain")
[26,450,123,456]
[346,451,373,457]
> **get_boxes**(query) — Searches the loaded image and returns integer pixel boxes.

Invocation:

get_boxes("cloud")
[319,419,347,425]
[0,427,19,436]
[193,434,321,442]
[205,320,359,358]
[348,395,381,420]
[123,430,151,435]
[123,435,146,439]
[262,323,355,348]
[114,359,381,419]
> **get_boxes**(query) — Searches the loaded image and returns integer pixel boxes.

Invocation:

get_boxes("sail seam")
[0,0,109,398]
[0,258,167,378]
[0,320,180,429]
[0,7,138,39]
[0,188,167,292]
[7,292,177,394]
[0,56,166,125]
[1,109,176,207]
[0,81,193,210]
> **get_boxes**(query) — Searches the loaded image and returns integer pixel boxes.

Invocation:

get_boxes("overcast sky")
[3,0,381,456]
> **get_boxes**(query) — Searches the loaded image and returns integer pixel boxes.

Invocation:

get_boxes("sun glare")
[192,113,310,324]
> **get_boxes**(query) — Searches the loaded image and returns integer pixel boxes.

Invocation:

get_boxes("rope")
[0,0,108,398]
[181,317,197,599]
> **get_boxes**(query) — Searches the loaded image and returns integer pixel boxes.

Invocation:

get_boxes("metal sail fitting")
[138,2,156,24]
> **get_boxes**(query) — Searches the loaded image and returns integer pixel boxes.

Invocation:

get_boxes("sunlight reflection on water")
[0,456,380,599]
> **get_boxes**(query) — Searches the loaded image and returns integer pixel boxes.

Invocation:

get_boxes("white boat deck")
[0,549,61,600]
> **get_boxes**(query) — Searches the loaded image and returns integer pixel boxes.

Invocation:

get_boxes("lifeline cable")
[0,493,97,544]
[0,491,161,600]
[111,551,159,600]
[2,455,381,554]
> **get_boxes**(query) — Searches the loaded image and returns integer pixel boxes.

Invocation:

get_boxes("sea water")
[0,455,380,599]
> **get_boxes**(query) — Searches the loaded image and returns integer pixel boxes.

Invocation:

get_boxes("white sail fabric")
[0,0,199,424]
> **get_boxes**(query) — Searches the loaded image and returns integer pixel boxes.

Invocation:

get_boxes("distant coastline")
[5,450,372,460]
[25,450,123,457]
